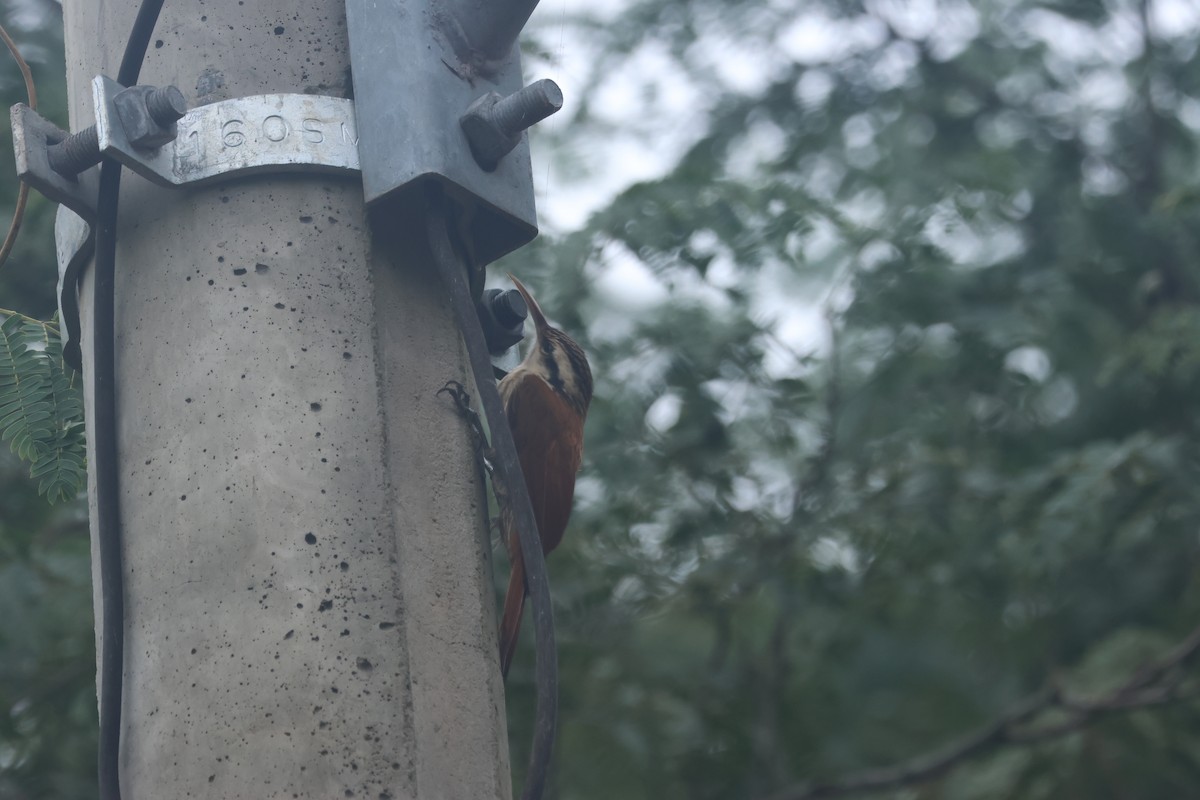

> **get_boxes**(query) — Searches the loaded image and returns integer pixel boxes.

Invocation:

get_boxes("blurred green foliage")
[0,2,96,798]
[501,0,1200,797]
[4,0,1200,797]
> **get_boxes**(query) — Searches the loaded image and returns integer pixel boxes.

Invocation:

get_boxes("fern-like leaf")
[35,326,87,504]
[0,313,87,503]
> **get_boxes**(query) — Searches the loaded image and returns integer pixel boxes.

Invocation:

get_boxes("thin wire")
[0,20,39,270]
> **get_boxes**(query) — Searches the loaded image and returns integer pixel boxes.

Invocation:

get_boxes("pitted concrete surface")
[66,1,511,796]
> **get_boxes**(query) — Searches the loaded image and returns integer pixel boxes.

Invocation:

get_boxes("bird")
[496,273,593,678]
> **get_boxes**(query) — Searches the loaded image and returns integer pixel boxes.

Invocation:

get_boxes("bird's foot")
[438,380,496,476]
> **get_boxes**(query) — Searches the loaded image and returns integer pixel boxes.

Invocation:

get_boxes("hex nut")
[114,85,187,149]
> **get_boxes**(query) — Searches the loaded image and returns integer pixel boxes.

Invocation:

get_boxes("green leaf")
[0,314,86,503]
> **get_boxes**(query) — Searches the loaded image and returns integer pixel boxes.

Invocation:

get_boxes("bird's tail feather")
[498,554,526,678]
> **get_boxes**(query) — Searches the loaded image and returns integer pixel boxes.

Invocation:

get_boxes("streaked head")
[506,273,593,414]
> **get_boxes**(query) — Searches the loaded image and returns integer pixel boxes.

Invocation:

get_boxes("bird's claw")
[438,380,495,476]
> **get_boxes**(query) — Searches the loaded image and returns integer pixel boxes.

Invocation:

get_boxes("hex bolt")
[47,124,102,178]
[461,79,564,171]
[46,84,188,178]
[489,80,563,139]
[115,84,188,149]
[145,86,188,127]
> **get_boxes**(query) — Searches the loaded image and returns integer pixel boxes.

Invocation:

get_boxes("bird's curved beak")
[507,273,549,334]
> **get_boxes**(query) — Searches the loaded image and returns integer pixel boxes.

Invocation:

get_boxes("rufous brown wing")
[497,274,592,678]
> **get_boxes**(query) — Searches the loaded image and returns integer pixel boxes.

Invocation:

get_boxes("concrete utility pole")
[63,1,511,796]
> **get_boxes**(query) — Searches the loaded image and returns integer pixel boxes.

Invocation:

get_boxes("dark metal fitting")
[115,84,188,149]
[490,287,528,327]
[478,287,528,355]
[460,79,563,171]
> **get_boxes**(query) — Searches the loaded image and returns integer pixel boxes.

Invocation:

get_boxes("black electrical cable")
[116,1,168,88]
[426,190,558,800]
[95,2,168,798]
[94,148,124,800]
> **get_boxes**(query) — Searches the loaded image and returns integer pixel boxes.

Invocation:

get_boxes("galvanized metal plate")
[95,77,361,189]
[11,103,101,222]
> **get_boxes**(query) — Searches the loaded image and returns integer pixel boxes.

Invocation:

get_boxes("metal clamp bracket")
[98,80,361,196]
[19,73,537,369]
[12,78,363,369]
[14,76,361,223]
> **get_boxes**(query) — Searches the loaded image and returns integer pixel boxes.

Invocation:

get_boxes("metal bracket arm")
[12,103,100,224]
[346,0,562,267]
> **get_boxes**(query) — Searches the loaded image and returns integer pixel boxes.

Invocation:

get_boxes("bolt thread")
[146,86,187,125]
[47,125,101,177]
[490,79,563,137]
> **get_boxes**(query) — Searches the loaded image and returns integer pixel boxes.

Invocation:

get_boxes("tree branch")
[761,621,1200,800]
